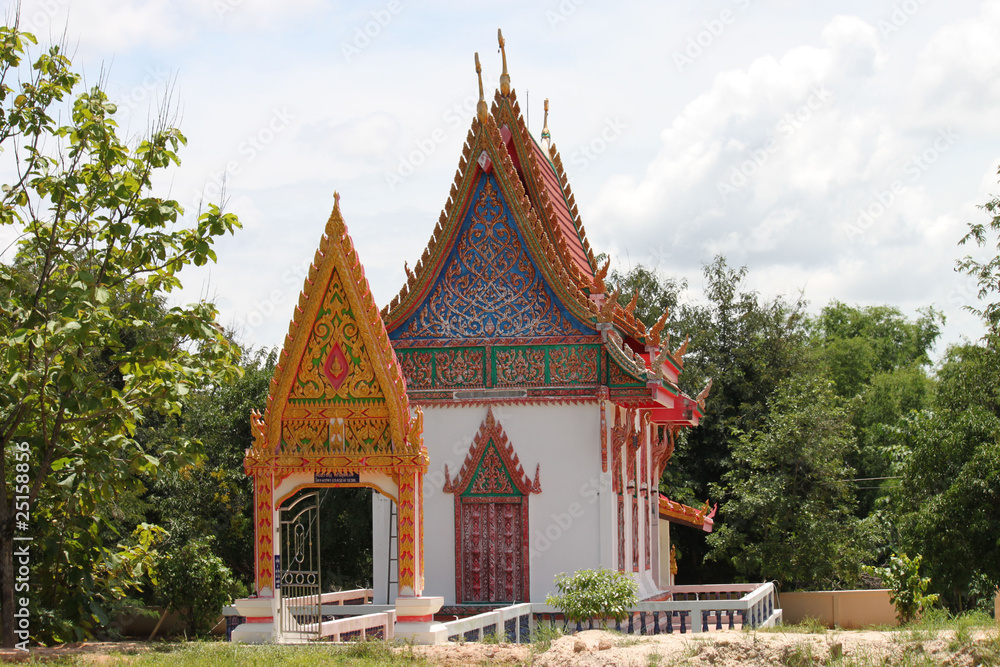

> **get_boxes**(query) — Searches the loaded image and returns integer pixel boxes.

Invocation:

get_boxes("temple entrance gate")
[234,200,441,644]
[277,490,321,640]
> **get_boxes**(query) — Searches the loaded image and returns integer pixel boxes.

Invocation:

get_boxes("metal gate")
[278,490,321,641]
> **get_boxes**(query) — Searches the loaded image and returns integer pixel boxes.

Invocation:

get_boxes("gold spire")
[498,28,510,96]
[475,52,488,124]
[541,98,552,155]
[328,191,345,236]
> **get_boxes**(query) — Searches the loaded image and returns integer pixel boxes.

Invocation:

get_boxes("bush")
[863,552,939,624]
[545,568,638,628]
[154,537,246,636]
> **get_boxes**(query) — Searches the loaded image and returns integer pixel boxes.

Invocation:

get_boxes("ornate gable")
[381,55,599,341]
[390,174,592,342]
[246,196,422,467]
[443,407,541,496]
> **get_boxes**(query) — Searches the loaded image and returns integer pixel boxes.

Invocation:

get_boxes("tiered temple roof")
[381,30,708,420]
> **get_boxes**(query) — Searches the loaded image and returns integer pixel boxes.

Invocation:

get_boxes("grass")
[19,639,435,666]
[779,641,818,667]
[759,616,830,634]
[528,620,561,654]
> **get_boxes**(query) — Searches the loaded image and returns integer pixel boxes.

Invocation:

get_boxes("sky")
[4,0,1000,359]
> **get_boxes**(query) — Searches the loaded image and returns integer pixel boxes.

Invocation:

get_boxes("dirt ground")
[0,642,151,663]
[1,628,998,666]
[410,628,1000,666]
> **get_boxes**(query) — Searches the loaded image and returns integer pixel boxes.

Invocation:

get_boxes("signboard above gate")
[313,472,360,484]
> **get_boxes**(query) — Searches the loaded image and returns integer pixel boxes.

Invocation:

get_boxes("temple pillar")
[394,467,446,643]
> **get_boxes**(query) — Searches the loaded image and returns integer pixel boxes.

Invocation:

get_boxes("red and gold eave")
[659,494,716,533]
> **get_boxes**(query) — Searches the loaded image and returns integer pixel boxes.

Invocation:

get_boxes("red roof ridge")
[490,88,596,288]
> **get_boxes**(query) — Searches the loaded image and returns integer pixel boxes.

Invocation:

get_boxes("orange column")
[253,470,275,593]
[396,468,423,597]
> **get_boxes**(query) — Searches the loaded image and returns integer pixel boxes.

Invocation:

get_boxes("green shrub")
[154,536,246,636]
[863,553,939,624]
[545,567,638,628]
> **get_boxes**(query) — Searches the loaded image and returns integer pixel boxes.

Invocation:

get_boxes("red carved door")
[444,409,539,604]
[460,498,522,602]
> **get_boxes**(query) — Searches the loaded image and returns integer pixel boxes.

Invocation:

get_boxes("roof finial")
[540,98,552,155]
[475,52,488,124]
[498,28,510,97]
[328,191,345,237]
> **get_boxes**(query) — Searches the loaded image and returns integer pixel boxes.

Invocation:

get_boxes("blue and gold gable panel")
[388,173,596,345]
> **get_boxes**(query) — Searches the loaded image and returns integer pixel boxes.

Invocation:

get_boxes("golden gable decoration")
[244,194,428,595]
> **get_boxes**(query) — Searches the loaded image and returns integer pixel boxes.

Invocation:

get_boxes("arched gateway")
[232,197,442,642]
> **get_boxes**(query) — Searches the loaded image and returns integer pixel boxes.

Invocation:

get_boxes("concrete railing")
[281,587,373,608]
[441,603,533,643]
[320,588,374,605]
[532,582,781,635]
[318,610,395,641]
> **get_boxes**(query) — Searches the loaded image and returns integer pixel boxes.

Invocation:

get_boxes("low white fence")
[440,603,533,643]
[278,588,390,642]
[318,610,395,641]
[235,582,781,643]
[532,582,780,636]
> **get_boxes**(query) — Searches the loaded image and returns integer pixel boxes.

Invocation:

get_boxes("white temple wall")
[419,402,603,604]
[371,493,397,604]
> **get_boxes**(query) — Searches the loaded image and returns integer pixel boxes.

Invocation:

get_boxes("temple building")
[233,31,715,642]
[373,35,713,610]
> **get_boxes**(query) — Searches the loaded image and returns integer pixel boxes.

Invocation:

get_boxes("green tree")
[154,536,245,637]
[807,302,940,518]
[884,343,1000,611]
[0,27,241,645]
[863,553,939,624]
[706,373,864,590]
[808,301,942,398]
[605,263,684,329]
[958,164,1000,332]
[138,346,276,586]
[545,568,638,627]
[660,257,809,583]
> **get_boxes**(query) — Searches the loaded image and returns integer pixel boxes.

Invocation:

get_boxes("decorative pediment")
[443,407,541,496]
[390,174,592,342]
[245,196,422,469]
[381,66,599,341]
